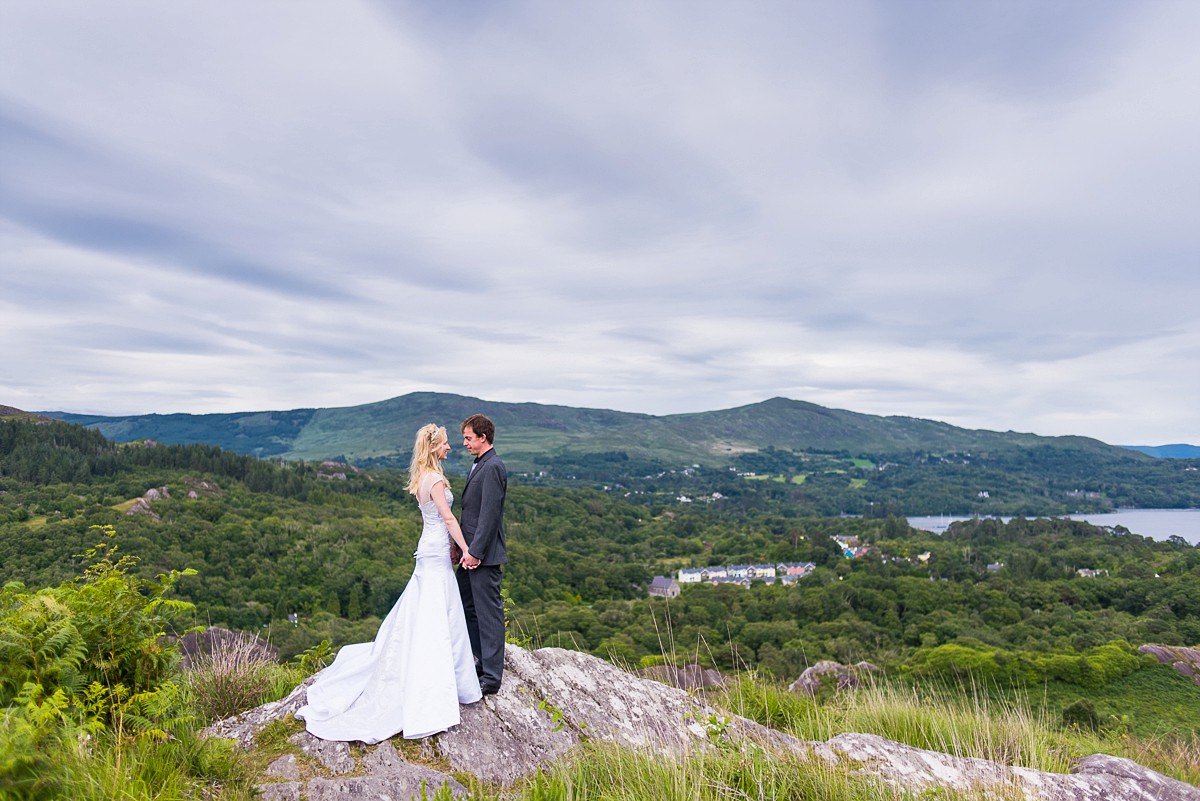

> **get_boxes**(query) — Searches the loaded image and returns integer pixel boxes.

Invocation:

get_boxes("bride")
[295,424,482,742]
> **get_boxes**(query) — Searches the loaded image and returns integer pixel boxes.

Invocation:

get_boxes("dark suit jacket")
[459,448,507,566]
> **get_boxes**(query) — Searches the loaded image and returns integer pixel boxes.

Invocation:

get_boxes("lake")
[907,508,1200,545]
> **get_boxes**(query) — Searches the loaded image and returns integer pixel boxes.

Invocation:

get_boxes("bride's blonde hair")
[407,424,450,497]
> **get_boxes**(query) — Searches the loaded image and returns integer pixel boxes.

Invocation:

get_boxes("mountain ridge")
[1124,444,1200,459]
[32,392,1163,473]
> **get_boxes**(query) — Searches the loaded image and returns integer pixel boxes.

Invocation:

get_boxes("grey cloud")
[53,324,235,357]
[464,103,754,252]
[0,104,353,301]
[2,1,1198,444]
[606,326,670,347]
[873,0,1138,100]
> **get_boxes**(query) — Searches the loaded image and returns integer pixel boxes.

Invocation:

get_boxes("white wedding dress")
[295,474,482,742]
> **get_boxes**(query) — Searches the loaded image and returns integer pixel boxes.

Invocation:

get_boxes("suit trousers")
[456,564,504,688]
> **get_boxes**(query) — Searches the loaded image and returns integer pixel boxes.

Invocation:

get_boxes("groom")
[457,413,508,695]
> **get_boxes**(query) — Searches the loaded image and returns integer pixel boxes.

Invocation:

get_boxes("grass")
[716,670,1200,787]
[741,473,808,484]
[512,740,1001,801]
[492,663,1200,800]
[0,645,310,800]
[183,633,302,724]
[1034,666,1200,740]
[0,717,258,801]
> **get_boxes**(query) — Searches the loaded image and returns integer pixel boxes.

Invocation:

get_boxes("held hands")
[450,536,480,569]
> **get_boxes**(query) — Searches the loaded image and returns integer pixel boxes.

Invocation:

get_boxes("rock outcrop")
[1139,644,1200,686]
[183,476,224,499]
[824,732,1199,801]
[788,659,879,695]
[125,486,170,519]
[204,644,1200,801]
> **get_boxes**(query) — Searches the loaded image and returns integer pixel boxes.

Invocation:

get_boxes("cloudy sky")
[2,1,1197,445]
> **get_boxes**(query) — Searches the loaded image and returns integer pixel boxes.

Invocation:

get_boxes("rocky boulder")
[1139,644,1200,686]
[824,732,1199,801]
[125,486,170,520]
[788,659,879,695]
[204,644,1200,801]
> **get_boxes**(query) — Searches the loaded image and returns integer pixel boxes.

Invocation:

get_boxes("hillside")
[41,392,1144,471]
[26,395,1200,514]
[0,405,54,423]
[21,393,1200,513]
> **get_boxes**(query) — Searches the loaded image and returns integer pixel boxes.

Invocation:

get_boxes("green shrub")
[909,641,1143,690]
[0,525,197,719]
[1061,698,1100,731]
[0,583,87,707]
[0,525,207,797]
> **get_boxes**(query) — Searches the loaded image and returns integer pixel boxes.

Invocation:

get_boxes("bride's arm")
[428,478,471,559]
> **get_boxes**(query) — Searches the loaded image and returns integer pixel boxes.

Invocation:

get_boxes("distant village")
[648,536,870,598]
[648,534,1111,598]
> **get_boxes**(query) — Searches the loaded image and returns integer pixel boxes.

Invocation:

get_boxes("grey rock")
[296,741,469,800]
[1075,753,1200,796]
[360,741,469,797]
[1139,644,1200,687]
[788,659,874,695]
[264,754,300,781]
[124,497,160,520]
[305,773,467,801]
[289,730,355,775]
[205,644,1199,800]
[495,646,714,751]
[182,477,224,498]
[254,782,302,801]
[431,647,581,785]
[360,740,406,774]
[827,732,1200,801]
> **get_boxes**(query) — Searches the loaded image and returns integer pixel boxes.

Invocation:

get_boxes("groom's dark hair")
[462,414,495,444]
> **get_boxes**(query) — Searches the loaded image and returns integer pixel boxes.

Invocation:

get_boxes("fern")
[0,586,87,706]
[0,525,236,798]
[1,525,196,727]
[0,707,66,800]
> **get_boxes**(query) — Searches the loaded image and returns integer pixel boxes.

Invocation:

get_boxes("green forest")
[3,417,1200,743]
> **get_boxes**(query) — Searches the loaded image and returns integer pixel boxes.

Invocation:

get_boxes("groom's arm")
[466,461,506,561]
